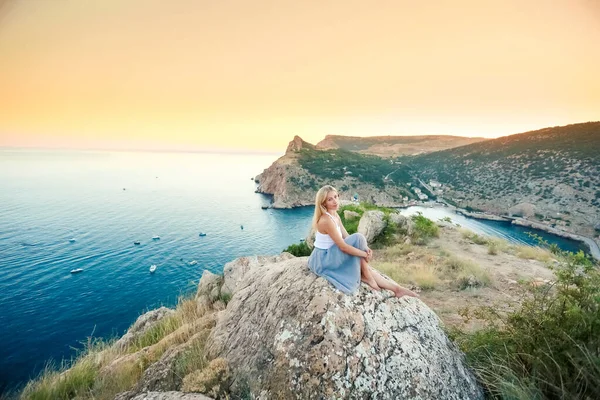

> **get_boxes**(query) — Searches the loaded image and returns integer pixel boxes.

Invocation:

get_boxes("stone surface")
[357,210,386,244]
[197,270,223,302]
[115,307,175,350]
[206,256,483,399]
[220,253,295,297]
[508,202,537,218]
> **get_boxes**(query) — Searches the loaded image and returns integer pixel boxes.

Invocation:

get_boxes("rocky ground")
[371,224,557,331]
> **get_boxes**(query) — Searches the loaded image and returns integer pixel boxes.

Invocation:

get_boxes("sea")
[0,149,588,392]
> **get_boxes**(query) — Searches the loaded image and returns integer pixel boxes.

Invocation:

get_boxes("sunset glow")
[1,0,599,152]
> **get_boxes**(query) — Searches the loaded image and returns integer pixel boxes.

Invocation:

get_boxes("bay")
[0,149,312,391]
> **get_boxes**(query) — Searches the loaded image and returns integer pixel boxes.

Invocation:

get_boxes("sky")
[0,0,599,153]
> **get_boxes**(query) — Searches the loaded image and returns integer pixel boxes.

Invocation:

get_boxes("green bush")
[410,214,439,244]
[453,252,600,399]
[283,241,312,257]
[338,204,365,234]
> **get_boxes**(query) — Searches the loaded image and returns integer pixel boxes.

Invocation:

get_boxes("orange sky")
[1,0,599,152]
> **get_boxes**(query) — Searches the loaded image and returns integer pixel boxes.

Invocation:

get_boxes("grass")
[410,214,439,244]
[376,261,440,290]
[452,251,600,399]
[459,228,489,245]
[283,241,312,257]
[514,245,553,262]
[443,256,492,289]
[20,295,214,400]
[374,243,491,291]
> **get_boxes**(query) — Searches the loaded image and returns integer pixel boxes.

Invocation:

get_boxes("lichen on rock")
[205,256,484,399]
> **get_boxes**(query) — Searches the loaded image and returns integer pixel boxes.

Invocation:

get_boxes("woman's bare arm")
[319,217,367,258]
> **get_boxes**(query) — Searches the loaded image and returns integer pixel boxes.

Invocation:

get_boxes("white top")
[314,212,342,249]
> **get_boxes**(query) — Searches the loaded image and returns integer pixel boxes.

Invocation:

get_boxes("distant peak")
[286,136,314,153]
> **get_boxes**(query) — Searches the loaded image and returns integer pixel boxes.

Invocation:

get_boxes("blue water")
[0,149,313,392]
[0,150,588,393]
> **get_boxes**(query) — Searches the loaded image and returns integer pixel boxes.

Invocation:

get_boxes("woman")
[307,185,418,298]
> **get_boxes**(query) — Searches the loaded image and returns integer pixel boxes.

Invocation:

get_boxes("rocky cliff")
[205,256,483,399]
[254,136,317,208]
[43,248,482,399]
[255,136,414,208]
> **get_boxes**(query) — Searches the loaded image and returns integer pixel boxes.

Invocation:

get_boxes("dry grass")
[182,358,231,397]
[442,256,492,289]
[376,261,440,290]
[514,245,553,262]
[20,296,213,400]
[374,243,492,291]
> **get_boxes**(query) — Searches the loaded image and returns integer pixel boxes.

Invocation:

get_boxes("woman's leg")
[345,233,379,290]
[370,268,418,298]
[360,257,380,290]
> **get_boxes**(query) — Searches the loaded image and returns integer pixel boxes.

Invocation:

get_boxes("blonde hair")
[312,185,338,230]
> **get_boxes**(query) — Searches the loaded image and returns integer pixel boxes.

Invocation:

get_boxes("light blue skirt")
[308,233,368,294]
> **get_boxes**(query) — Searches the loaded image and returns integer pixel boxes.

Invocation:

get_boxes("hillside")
[255,135,420,208]
[316,134,486,157]
[407,122,600,244]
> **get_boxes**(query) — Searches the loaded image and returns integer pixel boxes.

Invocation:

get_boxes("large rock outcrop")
[204,256,483,399]
[254,136,316,208]
[357,210,386,244]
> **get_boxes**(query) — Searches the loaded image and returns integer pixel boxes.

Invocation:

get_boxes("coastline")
[267,194,600,260]
[446,205,600,260]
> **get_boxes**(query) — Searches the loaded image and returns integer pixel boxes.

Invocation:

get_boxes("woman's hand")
[366,248,373,262]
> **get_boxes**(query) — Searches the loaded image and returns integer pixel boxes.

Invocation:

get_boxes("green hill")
[407,122,600,234]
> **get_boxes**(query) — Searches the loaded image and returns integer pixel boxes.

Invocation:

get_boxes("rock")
[357,210,386,244]
[220,253,295,297]
[206,256,483,399]
[115,307,175,350]
[508,203,537,218]
[197,270,223,303]
[389,212,408,229]
[465,275,481,288]
[182,358,231,397]
[124,392,213,400]
[343,210,361,220]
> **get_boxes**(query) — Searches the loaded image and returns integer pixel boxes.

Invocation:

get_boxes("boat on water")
[134,241,141,245]
[198,232,207,237]
[70,268,83,274]
[152,236,160,240]
[188,260,198,266]
[149,264,157,273]
[240,225,244,230]
[69,238,76,243]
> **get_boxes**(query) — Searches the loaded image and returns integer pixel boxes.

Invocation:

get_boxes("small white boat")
[152,236,160,240]
[188,260,198,266]
[70,268,83,274]
[198,232,207,237]
[69,238,76,243]
[149,264,157,273]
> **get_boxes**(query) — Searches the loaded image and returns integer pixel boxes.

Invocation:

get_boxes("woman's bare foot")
[393,285,419,298]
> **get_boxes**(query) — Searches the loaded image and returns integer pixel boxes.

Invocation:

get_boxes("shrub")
[442,256,491,289]
[453,253,600,399]
[283,241,312,257]
[338,204,365,234]
[410,214,439,244]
